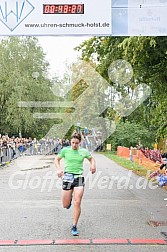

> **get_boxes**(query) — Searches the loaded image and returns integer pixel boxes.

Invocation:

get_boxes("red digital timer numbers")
[43,4,84,14]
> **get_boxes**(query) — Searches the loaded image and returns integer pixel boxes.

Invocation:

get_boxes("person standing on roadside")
[55,132,96,236]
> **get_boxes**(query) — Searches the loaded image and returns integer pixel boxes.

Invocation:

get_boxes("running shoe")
[71,225,79,236]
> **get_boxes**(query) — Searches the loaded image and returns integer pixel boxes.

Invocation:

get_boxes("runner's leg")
[73,186,84,225]
[62,189,73,208]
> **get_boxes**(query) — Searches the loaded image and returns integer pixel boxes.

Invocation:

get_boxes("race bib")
[63,173,74,183]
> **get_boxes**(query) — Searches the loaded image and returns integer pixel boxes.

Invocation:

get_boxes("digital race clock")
[43,4,84,14]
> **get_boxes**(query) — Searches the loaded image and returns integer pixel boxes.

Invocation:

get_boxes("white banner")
[128,0,167,7]
[128,7,167,36]
[113,0,167,7]
[112,0,167,36]
[0,0,112,36]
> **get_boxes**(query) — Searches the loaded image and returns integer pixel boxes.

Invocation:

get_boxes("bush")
[108,121,155,150]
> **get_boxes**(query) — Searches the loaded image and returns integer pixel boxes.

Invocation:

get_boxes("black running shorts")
[62,177,85,190]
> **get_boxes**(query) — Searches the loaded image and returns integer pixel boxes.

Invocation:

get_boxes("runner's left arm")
[88,156,96,174]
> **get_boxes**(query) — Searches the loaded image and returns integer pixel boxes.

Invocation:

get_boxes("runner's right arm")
[55,156,64,177]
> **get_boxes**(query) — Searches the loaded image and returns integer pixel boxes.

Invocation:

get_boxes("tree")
[0,36,60,138]
[75,36,167,144]
[109,121,155,150]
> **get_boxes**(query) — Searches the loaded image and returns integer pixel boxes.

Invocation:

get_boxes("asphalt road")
[0,153,167,252]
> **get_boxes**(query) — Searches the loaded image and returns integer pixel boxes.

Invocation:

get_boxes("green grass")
[103,151,149,177]
[101,151,167,189]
